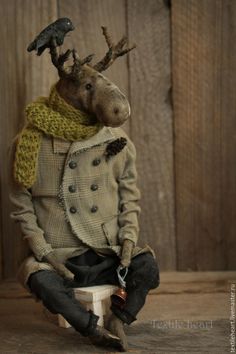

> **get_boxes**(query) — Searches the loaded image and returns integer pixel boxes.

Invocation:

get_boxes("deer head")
[50,27,136,127]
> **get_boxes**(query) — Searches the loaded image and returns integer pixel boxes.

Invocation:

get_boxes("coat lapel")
[53,139,71,154]
[69,126,116,155]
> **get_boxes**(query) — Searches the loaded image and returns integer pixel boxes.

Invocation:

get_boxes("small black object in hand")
[105,137,127,161]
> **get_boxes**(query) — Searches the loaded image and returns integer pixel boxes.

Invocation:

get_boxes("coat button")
[91,205,98,213]
[92,158,101,166]
[68,185,76,193]
[69,161,77,169]
[70,206,77,214]
[91,184,98,191]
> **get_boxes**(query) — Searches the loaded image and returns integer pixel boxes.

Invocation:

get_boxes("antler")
[49,38,94,79]
[93,26,136,72]
[70,49,94,78]
[49,38,71,78]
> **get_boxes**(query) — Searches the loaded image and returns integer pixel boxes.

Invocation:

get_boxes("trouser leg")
[27,269,99,336]
[66,250,160,325]
[110,252,160,325]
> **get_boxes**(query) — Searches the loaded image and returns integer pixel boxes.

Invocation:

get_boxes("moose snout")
[110,99,130,126]
[96,102,130,127]
[95,92,131,127]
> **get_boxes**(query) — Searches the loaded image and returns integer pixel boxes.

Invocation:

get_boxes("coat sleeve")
[117,137,141,246]
[9,186,54,261]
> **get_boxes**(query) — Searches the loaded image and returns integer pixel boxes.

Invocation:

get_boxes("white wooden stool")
[58,284,118,328]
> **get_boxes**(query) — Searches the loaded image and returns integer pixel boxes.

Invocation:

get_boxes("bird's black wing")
[34,30,54,51]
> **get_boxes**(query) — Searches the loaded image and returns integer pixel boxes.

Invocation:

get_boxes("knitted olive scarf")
[13,83,104,189]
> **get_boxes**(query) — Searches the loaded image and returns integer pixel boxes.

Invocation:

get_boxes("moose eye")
[85,83,92,90]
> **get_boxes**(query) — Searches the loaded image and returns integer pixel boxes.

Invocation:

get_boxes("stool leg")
[58,314,71,328]
[103,298,112,328]
[88,301,104,326]
[102,297,111,316]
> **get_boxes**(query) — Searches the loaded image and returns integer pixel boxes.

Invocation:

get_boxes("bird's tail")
[27,40,36,52]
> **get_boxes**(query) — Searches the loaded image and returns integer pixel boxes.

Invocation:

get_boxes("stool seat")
[58,284,118,328]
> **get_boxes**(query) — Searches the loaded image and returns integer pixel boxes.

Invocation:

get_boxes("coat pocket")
[101,214,119,246]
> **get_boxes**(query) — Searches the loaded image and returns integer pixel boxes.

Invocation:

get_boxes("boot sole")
[89,333,123,350]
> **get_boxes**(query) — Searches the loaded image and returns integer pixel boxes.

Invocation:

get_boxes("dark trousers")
[27,249,160,336]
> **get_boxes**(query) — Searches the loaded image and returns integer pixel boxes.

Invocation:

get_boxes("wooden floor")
[0,271,235,353]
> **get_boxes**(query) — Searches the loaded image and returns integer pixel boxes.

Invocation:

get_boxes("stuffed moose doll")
[9,18,160,352]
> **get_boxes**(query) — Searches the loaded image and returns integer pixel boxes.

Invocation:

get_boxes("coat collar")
[70,126,116,155]
[53,126,116,155]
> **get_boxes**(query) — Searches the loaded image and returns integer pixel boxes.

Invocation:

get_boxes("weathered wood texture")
[127,0,176,269]
[172,0,236,270]
[3,0,235,279]
[0,0,58,279]
[0,0,174,279]
[220,1,236,270]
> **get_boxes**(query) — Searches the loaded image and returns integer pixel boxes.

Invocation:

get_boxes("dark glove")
[42,251,74,280]
[120,239,135,268]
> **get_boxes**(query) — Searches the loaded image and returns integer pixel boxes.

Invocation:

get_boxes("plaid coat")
[10,126,155,291]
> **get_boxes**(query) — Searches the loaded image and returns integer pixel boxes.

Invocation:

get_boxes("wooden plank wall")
[0,0,58,279]
[127,1,176,269]
[0,0,174,279]
[1,0,235,280]
[172,0,236,270]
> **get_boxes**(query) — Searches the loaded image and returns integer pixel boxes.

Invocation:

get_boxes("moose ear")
[50,44,95,80]
[79,53,95,66]
[69,50,95,79]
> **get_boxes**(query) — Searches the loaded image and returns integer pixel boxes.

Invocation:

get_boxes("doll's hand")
[42,251,74,280]
[120,239,135,268]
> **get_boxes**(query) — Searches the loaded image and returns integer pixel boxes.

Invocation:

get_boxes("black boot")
[88,324,123,351]
[106,313,128,352]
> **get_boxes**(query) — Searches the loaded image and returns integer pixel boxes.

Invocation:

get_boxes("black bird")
[27,18,75,56]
